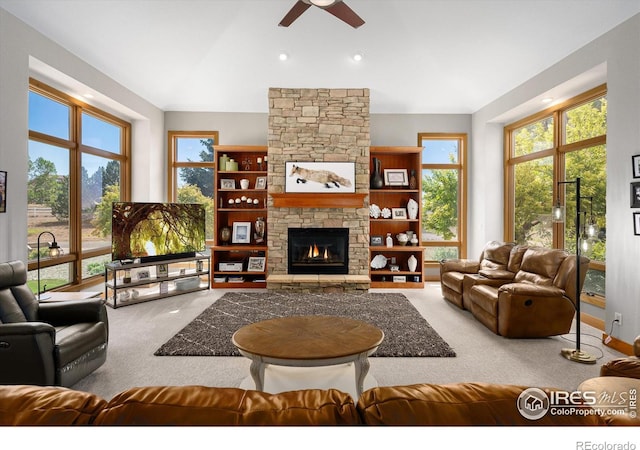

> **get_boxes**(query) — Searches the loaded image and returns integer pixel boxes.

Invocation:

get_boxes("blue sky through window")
[29,91,121,176]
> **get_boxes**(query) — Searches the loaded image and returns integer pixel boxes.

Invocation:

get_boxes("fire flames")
[307,244,329,260]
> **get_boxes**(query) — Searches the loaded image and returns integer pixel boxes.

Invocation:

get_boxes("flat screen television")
[111,202,206,263]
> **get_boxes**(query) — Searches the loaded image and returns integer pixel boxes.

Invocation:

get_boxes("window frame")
[418,132,468,279]
[504,84,607,307]
[167,130,218,246]
[27,79,131,289]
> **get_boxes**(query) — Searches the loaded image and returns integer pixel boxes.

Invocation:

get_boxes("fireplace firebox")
[288,228,349,275]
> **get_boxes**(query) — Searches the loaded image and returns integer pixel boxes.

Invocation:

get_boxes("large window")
[27,80,130,292]
[419,133,467,278]
[505,85,606,303]
[167,131,217,243]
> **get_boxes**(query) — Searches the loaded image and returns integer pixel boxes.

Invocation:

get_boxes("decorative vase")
[254,217,266,243]
[240,178,250,189]
[410,234,419,246]
[407,198,419,220]
[386,233,393,248]
[409,169,417,189]
[220,226,231,245]
[407,254,418,272]
[370,158,384,189]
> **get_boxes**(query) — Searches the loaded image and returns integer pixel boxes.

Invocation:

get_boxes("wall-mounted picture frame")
[220,179,236,190]
[285,161,355,193]
[631,182,640,208]
[0,171,6,213]
[370,235,384,246]
[392,207,407,219]
[232,222,252,244]
[384,169,408,187]
[247,256,266,272]
[633,155,640,179]
[255,176,267,190]
[634,212,640,235]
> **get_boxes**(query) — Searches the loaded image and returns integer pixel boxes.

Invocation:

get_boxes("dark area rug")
[154,291,456,357]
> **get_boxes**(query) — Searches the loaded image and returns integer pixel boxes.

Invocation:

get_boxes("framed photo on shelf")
[285,161,356,193]
[633,154,640,179]
[384,169,408,187]
[370,235,384,246]
[137,269,150,280]
[255,176,267,190]
[156,264,168,278]
[247,256,266,272]
[232,222,252,244]
[392,207,407,219]
[631,182,640,208]
[635,212,640,236]
[220,179,236,190]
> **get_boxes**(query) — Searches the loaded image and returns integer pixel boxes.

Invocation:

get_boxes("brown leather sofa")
[0,260,108,386]
[578,335,640,426]
[0,382,605,426]
[468,247,589,338]
[440,241,523,310]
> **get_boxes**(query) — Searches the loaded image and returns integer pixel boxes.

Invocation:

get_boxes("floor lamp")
[36,231,61,301]
[552,177,597,364]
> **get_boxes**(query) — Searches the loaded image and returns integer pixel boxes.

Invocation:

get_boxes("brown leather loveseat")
[0,382,606,426]
[441,243,589,338]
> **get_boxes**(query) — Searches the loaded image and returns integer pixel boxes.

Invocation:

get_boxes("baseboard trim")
[601,333,634,356]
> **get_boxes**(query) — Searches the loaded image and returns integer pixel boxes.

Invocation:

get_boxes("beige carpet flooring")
[71,283,625,400]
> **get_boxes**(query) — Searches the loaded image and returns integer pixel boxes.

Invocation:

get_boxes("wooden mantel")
[270,192,367,208]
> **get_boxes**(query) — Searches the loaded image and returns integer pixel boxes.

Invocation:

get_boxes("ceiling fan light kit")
[279,0,365,28]
[310,0,336,6]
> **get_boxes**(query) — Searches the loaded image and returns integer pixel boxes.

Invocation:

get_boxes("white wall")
[0,9,164,263]
[472,14,640,344]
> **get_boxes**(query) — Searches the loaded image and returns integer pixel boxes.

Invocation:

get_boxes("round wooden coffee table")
[232,315,384,398]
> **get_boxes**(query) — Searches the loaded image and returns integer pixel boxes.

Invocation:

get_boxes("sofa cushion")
[357,382,603,426]
[514,248,567,285]
[0,385,106,425]
[93,386,360,425]
[507,245,528,273]
[441,270,466,293]
[600,357,640,379]
[478,241,513,271]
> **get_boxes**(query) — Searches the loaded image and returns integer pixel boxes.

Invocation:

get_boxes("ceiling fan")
[279,0,365,29]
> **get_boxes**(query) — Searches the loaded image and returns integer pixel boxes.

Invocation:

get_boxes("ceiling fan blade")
[279,1,312,27]
[325,1,365,28]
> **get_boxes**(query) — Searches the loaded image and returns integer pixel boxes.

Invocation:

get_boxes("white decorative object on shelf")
[370,254,388,269]
[369,203,381,218]
[407,198,418,220]
[407,254,418,272]
[396,233,409,246]
[381,207,392,219]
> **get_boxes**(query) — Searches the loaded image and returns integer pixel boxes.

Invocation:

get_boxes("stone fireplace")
[266,87,371,291]
[288,227,349,275]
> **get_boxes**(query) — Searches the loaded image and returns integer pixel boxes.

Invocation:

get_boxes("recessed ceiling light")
[83,93,94,99]
[279,52,289,61]
[353,52,363,62]
[542,97,554,103]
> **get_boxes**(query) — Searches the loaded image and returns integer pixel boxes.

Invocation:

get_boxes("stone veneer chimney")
[266,88,370,286]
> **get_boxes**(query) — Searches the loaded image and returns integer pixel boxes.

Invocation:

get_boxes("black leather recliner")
[0,260,108,386]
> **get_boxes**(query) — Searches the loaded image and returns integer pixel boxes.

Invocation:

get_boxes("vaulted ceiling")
[2,0,639,114]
